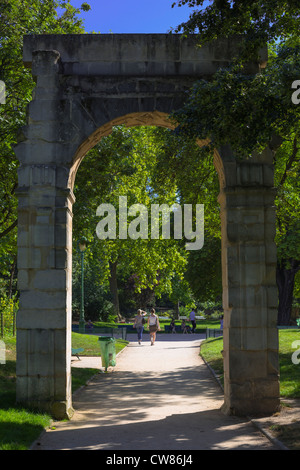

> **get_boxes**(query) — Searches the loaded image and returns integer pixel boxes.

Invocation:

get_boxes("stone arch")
[15,34,279,419]
[68,111,216,191]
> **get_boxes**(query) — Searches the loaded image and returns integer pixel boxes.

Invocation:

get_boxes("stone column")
[15,50,74,419]
[219,151,280,416]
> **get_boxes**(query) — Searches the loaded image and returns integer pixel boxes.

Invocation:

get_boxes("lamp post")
[77,237,88,334]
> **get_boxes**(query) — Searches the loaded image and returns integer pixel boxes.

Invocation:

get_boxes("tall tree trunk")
[109,260,121,320]
[8,255,17,299]
[276,259,300,325]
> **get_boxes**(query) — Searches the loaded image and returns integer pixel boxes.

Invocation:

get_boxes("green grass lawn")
[200,329,300,398]
[71,331,129,355]
[199,329,300,451]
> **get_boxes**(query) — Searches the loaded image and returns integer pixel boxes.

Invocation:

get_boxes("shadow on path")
[32,337,277,450]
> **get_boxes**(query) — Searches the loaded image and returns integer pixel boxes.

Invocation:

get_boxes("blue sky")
[70,0,193,34]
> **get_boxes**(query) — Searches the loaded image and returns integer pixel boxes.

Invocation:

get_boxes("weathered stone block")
[241,327,268,350]
[33,223,54,247]
[266,286,279,308]
[31,50,61,77]
[19,290,68,310]
[17,306,67,330]
[17,247,41,269]
[228,350,268,379]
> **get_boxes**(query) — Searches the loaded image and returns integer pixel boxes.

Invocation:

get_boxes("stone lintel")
[23,34,266,76]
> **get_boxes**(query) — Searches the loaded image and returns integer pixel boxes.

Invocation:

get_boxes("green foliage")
[274,135,300,268]
[72,258,116,322]
[185,236,222,301]
[201,330,300,398]
[73,126,189,316]
[152,129,222,301]
[172,0,300,61]
[169,7,300,316]
[0,0,90,295]
[0,295,18,336]
[171,45,300,159]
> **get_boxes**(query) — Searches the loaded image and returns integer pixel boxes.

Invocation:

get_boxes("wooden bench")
[165,325,188,333]
[72,348,84,360]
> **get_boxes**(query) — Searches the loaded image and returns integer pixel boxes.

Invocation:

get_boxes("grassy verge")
[0,337,52,450]
[200,329,300,398]
[200,336,224,384]
[0,333,128,450]
[71,331,129,356]
[200,329,300,450]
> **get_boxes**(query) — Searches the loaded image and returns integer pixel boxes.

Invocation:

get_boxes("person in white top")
[189,309,196,333]
[147,308,160,345]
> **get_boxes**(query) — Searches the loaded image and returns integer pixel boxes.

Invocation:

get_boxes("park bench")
[165,324,183,333]
[71,348,84,360]
[179,315,205,320]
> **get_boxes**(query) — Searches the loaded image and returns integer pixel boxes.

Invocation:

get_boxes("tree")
[170,2,300,324]
[152,128,222,303]
[172,0,300,60]
[0,0,90,296]
[73,126,188,320]
[274,136,300,324]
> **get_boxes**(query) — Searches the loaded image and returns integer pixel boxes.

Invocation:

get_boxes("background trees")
[73,126,190,320]
[0,1,91,328]
[0,0,90,301]
[1,0,298,325]
[171,0,300,325]
[72,122,224,321]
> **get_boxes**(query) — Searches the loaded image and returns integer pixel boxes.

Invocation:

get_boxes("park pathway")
[32,334,279,450]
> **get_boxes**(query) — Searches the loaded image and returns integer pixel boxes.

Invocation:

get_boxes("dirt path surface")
[32,334,280,451]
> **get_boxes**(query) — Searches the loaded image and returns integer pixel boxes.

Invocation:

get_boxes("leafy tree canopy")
[0,0,90,289]
[172,0,300,60]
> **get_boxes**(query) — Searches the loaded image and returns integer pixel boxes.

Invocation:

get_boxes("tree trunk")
[276,259,300,326]
[109,260,121,321]
[8,255,17,299]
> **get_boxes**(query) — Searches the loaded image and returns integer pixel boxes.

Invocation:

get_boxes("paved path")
[32,334,279,450]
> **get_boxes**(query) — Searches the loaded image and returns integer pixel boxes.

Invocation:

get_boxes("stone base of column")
[221,379,280,417]
[16,394,74,420]
[51,400,74,420]
[221,397,280,417]
[16,323,74,420]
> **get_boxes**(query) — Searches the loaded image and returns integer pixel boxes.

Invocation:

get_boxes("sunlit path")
[32,335,278,450]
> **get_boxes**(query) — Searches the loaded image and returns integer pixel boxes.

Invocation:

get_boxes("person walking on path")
[133,309,147,344]
[147,308,160,345]
[189,308,196,333]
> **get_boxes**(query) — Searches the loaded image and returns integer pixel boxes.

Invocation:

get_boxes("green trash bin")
[98,336,116,372]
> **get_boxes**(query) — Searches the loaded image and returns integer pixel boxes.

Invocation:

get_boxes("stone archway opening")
[15,34,280,419]
[70,112,222,322]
